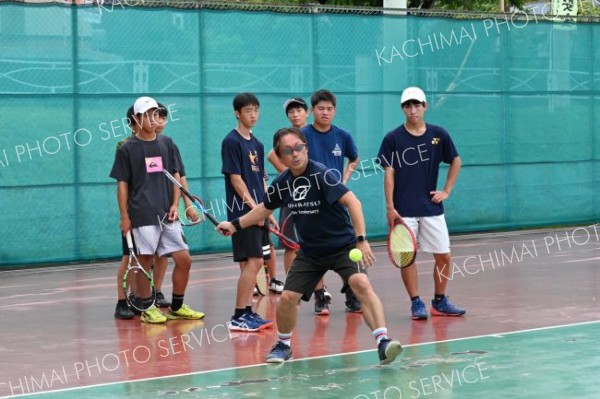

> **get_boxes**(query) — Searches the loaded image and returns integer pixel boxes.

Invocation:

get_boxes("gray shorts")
[132,222,188,257]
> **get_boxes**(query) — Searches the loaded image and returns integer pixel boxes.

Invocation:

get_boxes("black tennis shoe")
[114,301,134,319]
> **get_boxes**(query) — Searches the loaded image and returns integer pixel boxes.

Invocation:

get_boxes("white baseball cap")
[400,87,426,105]
[283,97,308,113]
[133,96,159,114]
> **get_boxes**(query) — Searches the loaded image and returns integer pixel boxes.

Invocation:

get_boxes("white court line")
[8,319,600,399]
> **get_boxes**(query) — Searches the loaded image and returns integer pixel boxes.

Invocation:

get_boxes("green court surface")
[21,321,600,399]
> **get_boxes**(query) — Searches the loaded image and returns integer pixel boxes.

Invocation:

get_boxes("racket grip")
[126,231,134,249]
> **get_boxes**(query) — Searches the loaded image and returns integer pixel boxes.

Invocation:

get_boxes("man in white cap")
[110,96,204,323]
[377,87,465,320]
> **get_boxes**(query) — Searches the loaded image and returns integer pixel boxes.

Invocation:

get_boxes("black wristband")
[231,218,242,232]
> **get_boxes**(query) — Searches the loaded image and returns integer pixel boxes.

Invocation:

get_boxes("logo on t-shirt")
[431,138,440,145]
[145,156,163,173]
[332,143,342,157]
[248,150,260,172]
[293,185,310,201]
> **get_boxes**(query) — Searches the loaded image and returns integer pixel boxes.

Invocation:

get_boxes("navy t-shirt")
[221,129,266,219]
[263,160,356,256]
[109,134,179,227]
[377,123,459,217]
[301,124,359,180]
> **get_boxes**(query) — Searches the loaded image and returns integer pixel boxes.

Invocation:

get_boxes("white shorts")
[402,215,450,254]
[132,222,188,257]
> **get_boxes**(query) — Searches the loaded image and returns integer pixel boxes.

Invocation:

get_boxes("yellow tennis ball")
[349,248,363,262]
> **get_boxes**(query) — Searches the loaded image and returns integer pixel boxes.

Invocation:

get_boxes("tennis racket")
[387,219,417,268]
[177,195,205,226]
[266,223,300,251]
[163,170,220,226]
[123,231,156,312]
[255,265,269,296]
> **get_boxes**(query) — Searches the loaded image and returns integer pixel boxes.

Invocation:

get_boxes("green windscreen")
[0,3,598,266]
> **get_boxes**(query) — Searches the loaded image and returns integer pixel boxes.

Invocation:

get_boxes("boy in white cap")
[110,96,204,323]
[377,87,465,320]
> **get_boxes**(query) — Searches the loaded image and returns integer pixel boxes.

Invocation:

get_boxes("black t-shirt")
[109,135,180,227]
[221,129,266,219]
[264,160,356,256]
[116,136,185,176]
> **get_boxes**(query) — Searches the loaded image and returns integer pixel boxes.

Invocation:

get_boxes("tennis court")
[1,2,599,398]
[2,227,599,398]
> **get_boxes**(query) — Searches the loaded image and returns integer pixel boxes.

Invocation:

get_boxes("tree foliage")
[408,0,524,12]
[308,0,525,10]
[252,0,600,16]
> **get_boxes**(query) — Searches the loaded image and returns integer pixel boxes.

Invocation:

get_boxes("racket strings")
[390,226,416,267]
[279,235,299,250]
[125,267,155,311]
[390,250,416,267]
[255,266,268,296]
[267,223,300,251]
[126,269,139,298]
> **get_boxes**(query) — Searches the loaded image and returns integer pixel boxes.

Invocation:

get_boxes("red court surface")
[1,226,599,397]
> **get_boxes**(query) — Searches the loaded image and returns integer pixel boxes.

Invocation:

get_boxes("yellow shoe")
[166,304,205,320]
[140,306,167,324]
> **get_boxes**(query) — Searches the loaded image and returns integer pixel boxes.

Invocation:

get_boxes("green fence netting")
[0,3,598,266]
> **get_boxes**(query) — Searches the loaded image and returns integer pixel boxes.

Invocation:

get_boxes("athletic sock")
[142,297,153,308]
[171,294,184,311]
[410,296,420,301]
[434,294,445,302]
[277,331,292,347]
[372,327,389,345]
[234,308,246,318]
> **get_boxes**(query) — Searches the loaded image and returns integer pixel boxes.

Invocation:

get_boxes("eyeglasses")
[281,143,307,156]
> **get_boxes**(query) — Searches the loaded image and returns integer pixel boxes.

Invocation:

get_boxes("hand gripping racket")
[163,170,220,226]
[123,231,156,312]
[387,219,417,268]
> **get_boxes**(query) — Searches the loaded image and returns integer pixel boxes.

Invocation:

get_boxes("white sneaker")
[269,278,284,294]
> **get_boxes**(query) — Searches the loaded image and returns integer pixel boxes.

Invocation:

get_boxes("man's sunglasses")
[281,143,307,156]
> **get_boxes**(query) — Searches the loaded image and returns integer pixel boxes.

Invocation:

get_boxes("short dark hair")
[233,93,260,112]
[157,102,168,118]
[273,127,307,157]
[310,89,336,108]
[401,99,424,108]
[126,105,135,127]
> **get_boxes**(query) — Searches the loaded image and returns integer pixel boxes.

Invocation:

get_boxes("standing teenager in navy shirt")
[377,87,465,320]
[222,93,278,332]
[301,89,362,315]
